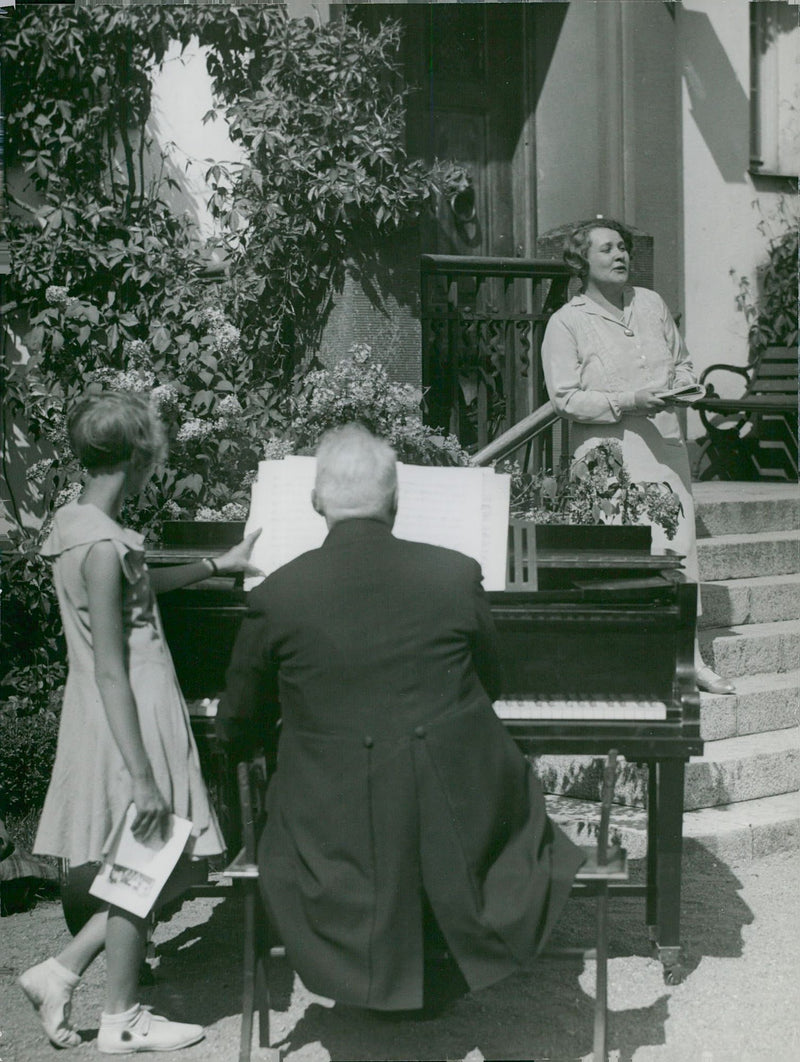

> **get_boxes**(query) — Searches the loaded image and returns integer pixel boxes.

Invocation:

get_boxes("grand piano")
[151,522,701,985]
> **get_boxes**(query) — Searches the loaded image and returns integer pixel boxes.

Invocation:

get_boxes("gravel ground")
[1,844,799,1062]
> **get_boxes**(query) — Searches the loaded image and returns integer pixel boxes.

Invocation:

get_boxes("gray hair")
[314,423,397,524]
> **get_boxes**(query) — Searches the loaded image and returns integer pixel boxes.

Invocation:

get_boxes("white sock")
[100,1002,141,1025]
[19,957,81,1048]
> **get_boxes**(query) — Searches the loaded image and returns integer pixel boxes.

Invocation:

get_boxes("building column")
[596,0,636,224]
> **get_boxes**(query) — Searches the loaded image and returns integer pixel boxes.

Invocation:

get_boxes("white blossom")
[45,285,69,307]
[151,384,181,414]
[56,482,83,507]
[176,418,215,443]
[216,394,243,419]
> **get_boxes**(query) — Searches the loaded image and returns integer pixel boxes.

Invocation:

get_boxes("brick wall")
[317,228,423,389]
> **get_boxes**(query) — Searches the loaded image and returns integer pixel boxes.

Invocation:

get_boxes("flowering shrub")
[19,301,275,535]
[285,345,470,466]
[0,526,67,715]
[0,7,465,824]
[506,441,683,540]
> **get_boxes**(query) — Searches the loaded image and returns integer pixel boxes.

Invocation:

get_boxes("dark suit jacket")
[218,518,583,1010]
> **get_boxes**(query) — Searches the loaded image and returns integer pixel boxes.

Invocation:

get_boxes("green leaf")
[192,390,216,410]
[151,325,171,353]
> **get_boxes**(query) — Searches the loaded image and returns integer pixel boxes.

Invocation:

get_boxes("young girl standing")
[19,391,261,1053]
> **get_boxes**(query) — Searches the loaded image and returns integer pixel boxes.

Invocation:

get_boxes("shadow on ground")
[132,838,753,1061]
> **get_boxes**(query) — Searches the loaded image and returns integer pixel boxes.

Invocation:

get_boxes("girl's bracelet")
[203,557,220,577]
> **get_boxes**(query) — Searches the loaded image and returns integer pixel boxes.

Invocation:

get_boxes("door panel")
[404,4,524,259]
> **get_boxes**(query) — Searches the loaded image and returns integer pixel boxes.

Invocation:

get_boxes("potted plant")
[503,440,683,554]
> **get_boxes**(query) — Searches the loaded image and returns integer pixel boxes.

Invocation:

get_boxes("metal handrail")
[471,400,559,466]
[421,254,572,279]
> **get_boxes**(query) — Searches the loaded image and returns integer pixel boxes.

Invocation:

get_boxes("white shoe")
[18,957,82,1048]
[98,1004,204,1054]
[695,665,736,695]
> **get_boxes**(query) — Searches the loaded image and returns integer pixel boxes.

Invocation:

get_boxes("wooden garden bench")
[695,346,798,481]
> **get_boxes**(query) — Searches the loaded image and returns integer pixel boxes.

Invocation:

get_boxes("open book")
[654,383,707,404]
[244,456,511,591]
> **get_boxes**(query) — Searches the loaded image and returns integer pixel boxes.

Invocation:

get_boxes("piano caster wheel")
[658,945,683,985]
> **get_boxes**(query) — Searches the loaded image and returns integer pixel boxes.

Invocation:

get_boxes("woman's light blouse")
[541,286,696,424]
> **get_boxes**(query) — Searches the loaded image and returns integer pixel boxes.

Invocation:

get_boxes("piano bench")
[574,844,628,881]
[540,751,628,1062]
[219,758,278,1062]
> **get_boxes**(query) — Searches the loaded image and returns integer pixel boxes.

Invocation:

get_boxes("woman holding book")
[541,217,733,694]
[19,391,261,1052]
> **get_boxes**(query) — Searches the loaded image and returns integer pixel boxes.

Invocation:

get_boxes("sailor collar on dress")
[40,500,145,558]
[570,288,636,335]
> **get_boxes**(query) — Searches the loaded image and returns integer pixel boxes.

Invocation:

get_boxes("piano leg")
[645,762,659,944]
[655,759,686,985]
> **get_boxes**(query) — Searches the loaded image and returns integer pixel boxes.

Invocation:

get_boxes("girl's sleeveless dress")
[35,501,225,866]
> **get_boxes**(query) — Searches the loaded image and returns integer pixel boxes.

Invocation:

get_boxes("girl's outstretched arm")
[85,540,169,844]
[149,529,263,595]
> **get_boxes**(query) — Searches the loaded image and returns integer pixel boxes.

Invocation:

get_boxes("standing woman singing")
[19,391,262,1052]
[541,218,734,695]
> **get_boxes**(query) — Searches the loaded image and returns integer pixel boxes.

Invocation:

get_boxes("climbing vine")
[1,5,459,526]
[0,5,461,721]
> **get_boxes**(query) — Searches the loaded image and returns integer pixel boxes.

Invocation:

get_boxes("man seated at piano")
[217,422,584,1016]
[541,217,734,695]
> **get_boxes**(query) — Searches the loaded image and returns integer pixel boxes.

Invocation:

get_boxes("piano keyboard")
[494,698,668,722]
[189,697,667,723]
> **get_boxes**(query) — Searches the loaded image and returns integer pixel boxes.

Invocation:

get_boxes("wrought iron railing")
[420,253,571,472]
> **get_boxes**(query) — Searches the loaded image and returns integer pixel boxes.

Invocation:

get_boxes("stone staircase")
[545,481,800,865]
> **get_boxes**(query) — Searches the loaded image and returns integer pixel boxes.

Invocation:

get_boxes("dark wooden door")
[403,3,527,259]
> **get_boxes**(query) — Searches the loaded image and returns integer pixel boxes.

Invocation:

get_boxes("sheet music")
[245,457,511,591]
[245,456,325,588]
[480,468,512,591]
[393,463,484,564]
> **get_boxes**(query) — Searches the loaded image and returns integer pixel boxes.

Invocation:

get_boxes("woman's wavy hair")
[563,218,634,285]
[67,391,167,473]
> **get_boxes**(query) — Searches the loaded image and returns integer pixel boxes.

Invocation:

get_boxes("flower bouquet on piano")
[505,440,684,542]
[654,382,708,405]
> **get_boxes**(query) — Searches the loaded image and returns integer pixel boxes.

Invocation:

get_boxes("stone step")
[685,727,800,811]
[698,619,800,678]
[546,789,800,864]
[694,482,800,538]
[697,529,799,581]
[536,753,649,807]
[699,572,800,628]
[538,726,799,810]
[699,670,800,741]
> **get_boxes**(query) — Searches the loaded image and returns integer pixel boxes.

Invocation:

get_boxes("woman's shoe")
[98,1004,204,1054]
[696,665,735,695]
[18,958,81,1048]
